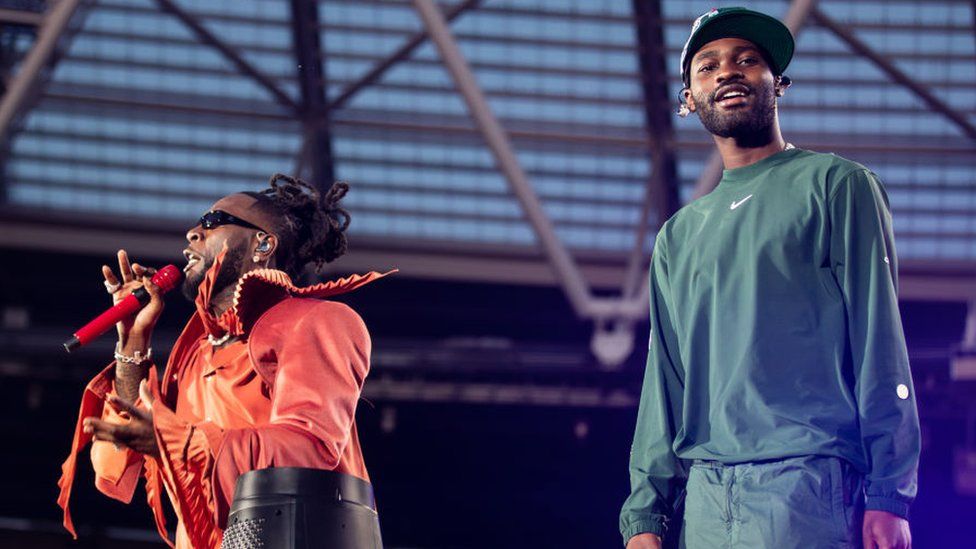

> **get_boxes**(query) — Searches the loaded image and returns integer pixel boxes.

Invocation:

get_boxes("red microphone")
[63,264,184,353]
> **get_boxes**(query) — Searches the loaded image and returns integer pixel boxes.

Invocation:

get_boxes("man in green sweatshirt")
[620,7,919,549]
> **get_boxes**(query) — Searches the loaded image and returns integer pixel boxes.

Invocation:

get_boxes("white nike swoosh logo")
[730,194,754,210]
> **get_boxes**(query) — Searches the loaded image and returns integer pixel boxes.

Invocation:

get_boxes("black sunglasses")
[198,210,267,232]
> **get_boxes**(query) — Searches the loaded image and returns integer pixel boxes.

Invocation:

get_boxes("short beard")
[181,244,247,303]
[694,80,777,148]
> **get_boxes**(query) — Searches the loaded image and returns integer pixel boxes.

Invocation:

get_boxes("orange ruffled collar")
[193,248,394,339]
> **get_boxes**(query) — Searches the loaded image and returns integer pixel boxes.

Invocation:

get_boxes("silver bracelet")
[114,342,152,366]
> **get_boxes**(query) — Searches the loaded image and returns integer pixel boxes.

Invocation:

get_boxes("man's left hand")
[863,509,911,549]
[83,379,159,457]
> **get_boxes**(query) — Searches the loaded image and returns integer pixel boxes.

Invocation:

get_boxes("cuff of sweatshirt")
[865,496,910,519]
[621,518,666,546]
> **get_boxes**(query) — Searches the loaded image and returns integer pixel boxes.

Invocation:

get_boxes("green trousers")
[680,455,864,549]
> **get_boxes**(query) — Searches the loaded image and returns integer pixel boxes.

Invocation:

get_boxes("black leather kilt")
[221,467,383,549]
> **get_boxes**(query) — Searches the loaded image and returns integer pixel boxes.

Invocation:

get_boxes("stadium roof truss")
[0,0,973,366]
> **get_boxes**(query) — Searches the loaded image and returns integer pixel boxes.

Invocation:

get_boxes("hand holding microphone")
[105,250,169,343]
[63,250,183,353]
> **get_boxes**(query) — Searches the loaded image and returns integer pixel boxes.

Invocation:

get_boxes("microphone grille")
[151,264,185,293]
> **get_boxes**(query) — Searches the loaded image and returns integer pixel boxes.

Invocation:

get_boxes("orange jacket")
[58,265,391,548]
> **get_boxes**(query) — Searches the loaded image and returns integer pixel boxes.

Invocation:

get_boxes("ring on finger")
[104,280,122,294]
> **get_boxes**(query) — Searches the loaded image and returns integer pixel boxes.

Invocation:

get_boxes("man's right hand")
[103,250,164,402]
[626,533,662,549]
[103,249,165,348]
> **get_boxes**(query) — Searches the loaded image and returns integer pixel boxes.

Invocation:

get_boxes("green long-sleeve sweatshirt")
[620,148,921,543]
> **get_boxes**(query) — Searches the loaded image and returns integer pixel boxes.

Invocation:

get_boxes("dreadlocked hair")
[243,173,351,279]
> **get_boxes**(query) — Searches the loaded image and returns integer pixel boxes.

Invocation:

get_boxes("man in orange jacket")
[58,174,391,548]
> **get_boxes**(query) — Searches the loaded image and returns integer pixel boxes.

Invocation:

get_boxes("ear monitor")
[677,90,691,117]
[256,240,272,253]
[779,75,792,87]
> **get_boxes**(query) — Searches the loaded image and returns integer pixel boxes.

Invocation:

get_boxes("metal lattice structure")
[0,0,973,366]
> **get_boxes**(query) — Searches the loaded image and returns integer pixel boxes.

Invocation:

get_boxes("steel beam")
[48,3,976,63]
[691,0,818,199]
[43,84,296,121]
[153,0,299,115]
[31,87,976,156]
[0,8,44,27]
[810,5,976,140]
[292,136,312,181]
[411,0,596,320]
[623,0,681,300]
[0,0,83,147]
[328,0,482,112]
[289,0,334,189]
[42,24,976,85]
[409,0,659,365]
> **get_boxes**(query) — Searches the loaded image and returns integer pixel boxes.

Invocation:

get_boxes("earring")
[677,103,691,117]
[253,254,261,263]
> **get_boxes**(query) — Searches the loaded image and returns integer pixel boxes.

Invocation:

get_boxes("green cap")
[680,7,794,87]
